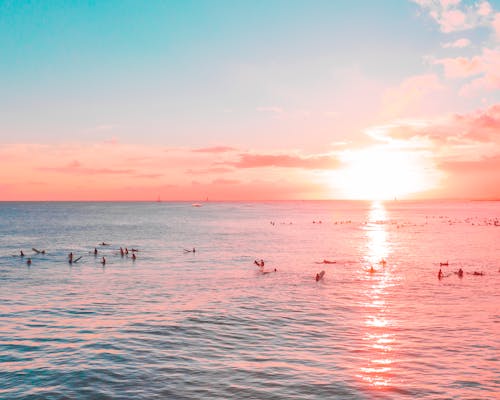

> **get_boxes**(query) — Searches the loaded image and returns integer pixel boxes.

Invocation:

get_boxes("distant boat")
[192,203,202,207]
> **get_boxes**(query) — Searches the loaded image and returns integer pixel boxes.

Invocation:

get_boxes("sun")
[330,146,437,200]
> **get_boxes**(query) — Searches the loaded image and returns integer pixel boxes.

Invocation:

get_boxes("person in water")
[68,252,73,262]
[94,248,98,255]
[438,269,443,279]
[369,266,375,273]
[316,270,325,281]
[101,257,106,265]
[27,258,32,266]
[132,253,136,261]
[20,250,24,257]
[457,268,464,277]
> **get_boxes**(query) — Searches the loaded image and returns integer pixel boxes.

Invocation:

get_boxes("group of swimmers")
[438,266,484,279]
[16,243,141,267]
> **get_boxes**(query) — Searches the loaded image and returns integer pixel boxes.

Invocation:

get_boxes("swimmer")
[93,248,98,255]
[20,250,25,257]
[131,248,139,252]
[101,257,106,265]
[120,247,124,257]
[438,269,443,279]
[132,253,136,261]
[27,258,32,266]
[100,242,110,246]
[68,252,73,262]
[471,271,484,276]
[456,268,463,278]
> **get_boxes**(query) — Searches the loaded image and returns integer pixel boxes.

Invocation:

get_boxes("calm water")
[0,201,499,399]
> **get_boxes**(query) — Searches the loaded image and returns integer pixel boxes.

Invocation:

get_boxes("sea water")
[0,201,499,399]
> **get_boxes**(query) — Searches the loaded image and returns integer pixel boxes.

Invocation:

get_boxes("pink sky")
[1,0,500,201]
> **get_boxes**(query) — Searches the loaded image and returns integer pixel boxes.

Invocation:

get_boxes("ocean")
[0,200,499,399]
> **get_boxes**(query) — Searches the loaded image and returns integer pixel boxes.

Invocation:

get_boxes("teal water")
[0,201,499,399]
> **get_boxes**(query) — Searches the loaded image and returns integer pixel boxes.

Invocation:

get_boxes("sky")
[1,0,500,201]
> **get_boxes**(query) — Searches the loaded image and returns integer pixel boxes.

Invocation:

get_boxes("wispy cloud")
[225,152,340,170]
[192,146,237,153]
[38,160,134,175]
[442,38,471,48]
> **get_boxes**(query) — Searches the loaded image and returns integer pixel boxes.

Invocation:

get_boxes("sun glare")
[331,147,436,200]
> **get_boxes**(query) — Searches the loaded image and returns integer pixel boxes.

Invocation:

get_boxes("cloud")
[382,74,444,117]
[494,12,500,39]
[192,146,237,153]
[434,48,500,95]
[38,161,134,175]
[478,1,493,17]
[371,103,500,144]
[413,0,494,32]
[226,153,340,170]
[186,167,234,175]
[211,178,240,185]
[442,38,471,48]
[440,154,500,172]
[434,55,484,78]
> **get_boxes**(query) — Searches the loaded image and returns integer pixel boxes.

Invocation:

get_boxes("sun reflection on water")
[357,201,397,389]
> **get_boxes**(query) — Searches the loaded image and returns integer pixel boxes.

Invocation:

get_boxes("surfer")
[315,259,335,264]
[316,270,325,282]
[32,248,46,254]
[184,248,196,253]
[100,242,110,246]
[440,261,448,267]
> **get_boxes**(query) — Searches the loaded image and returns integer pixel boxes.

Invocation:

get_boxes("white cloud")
[442,38,471,48]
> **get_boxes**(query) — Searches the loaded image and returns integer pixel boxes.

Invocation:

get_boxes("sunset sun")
[332,147,437,200]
